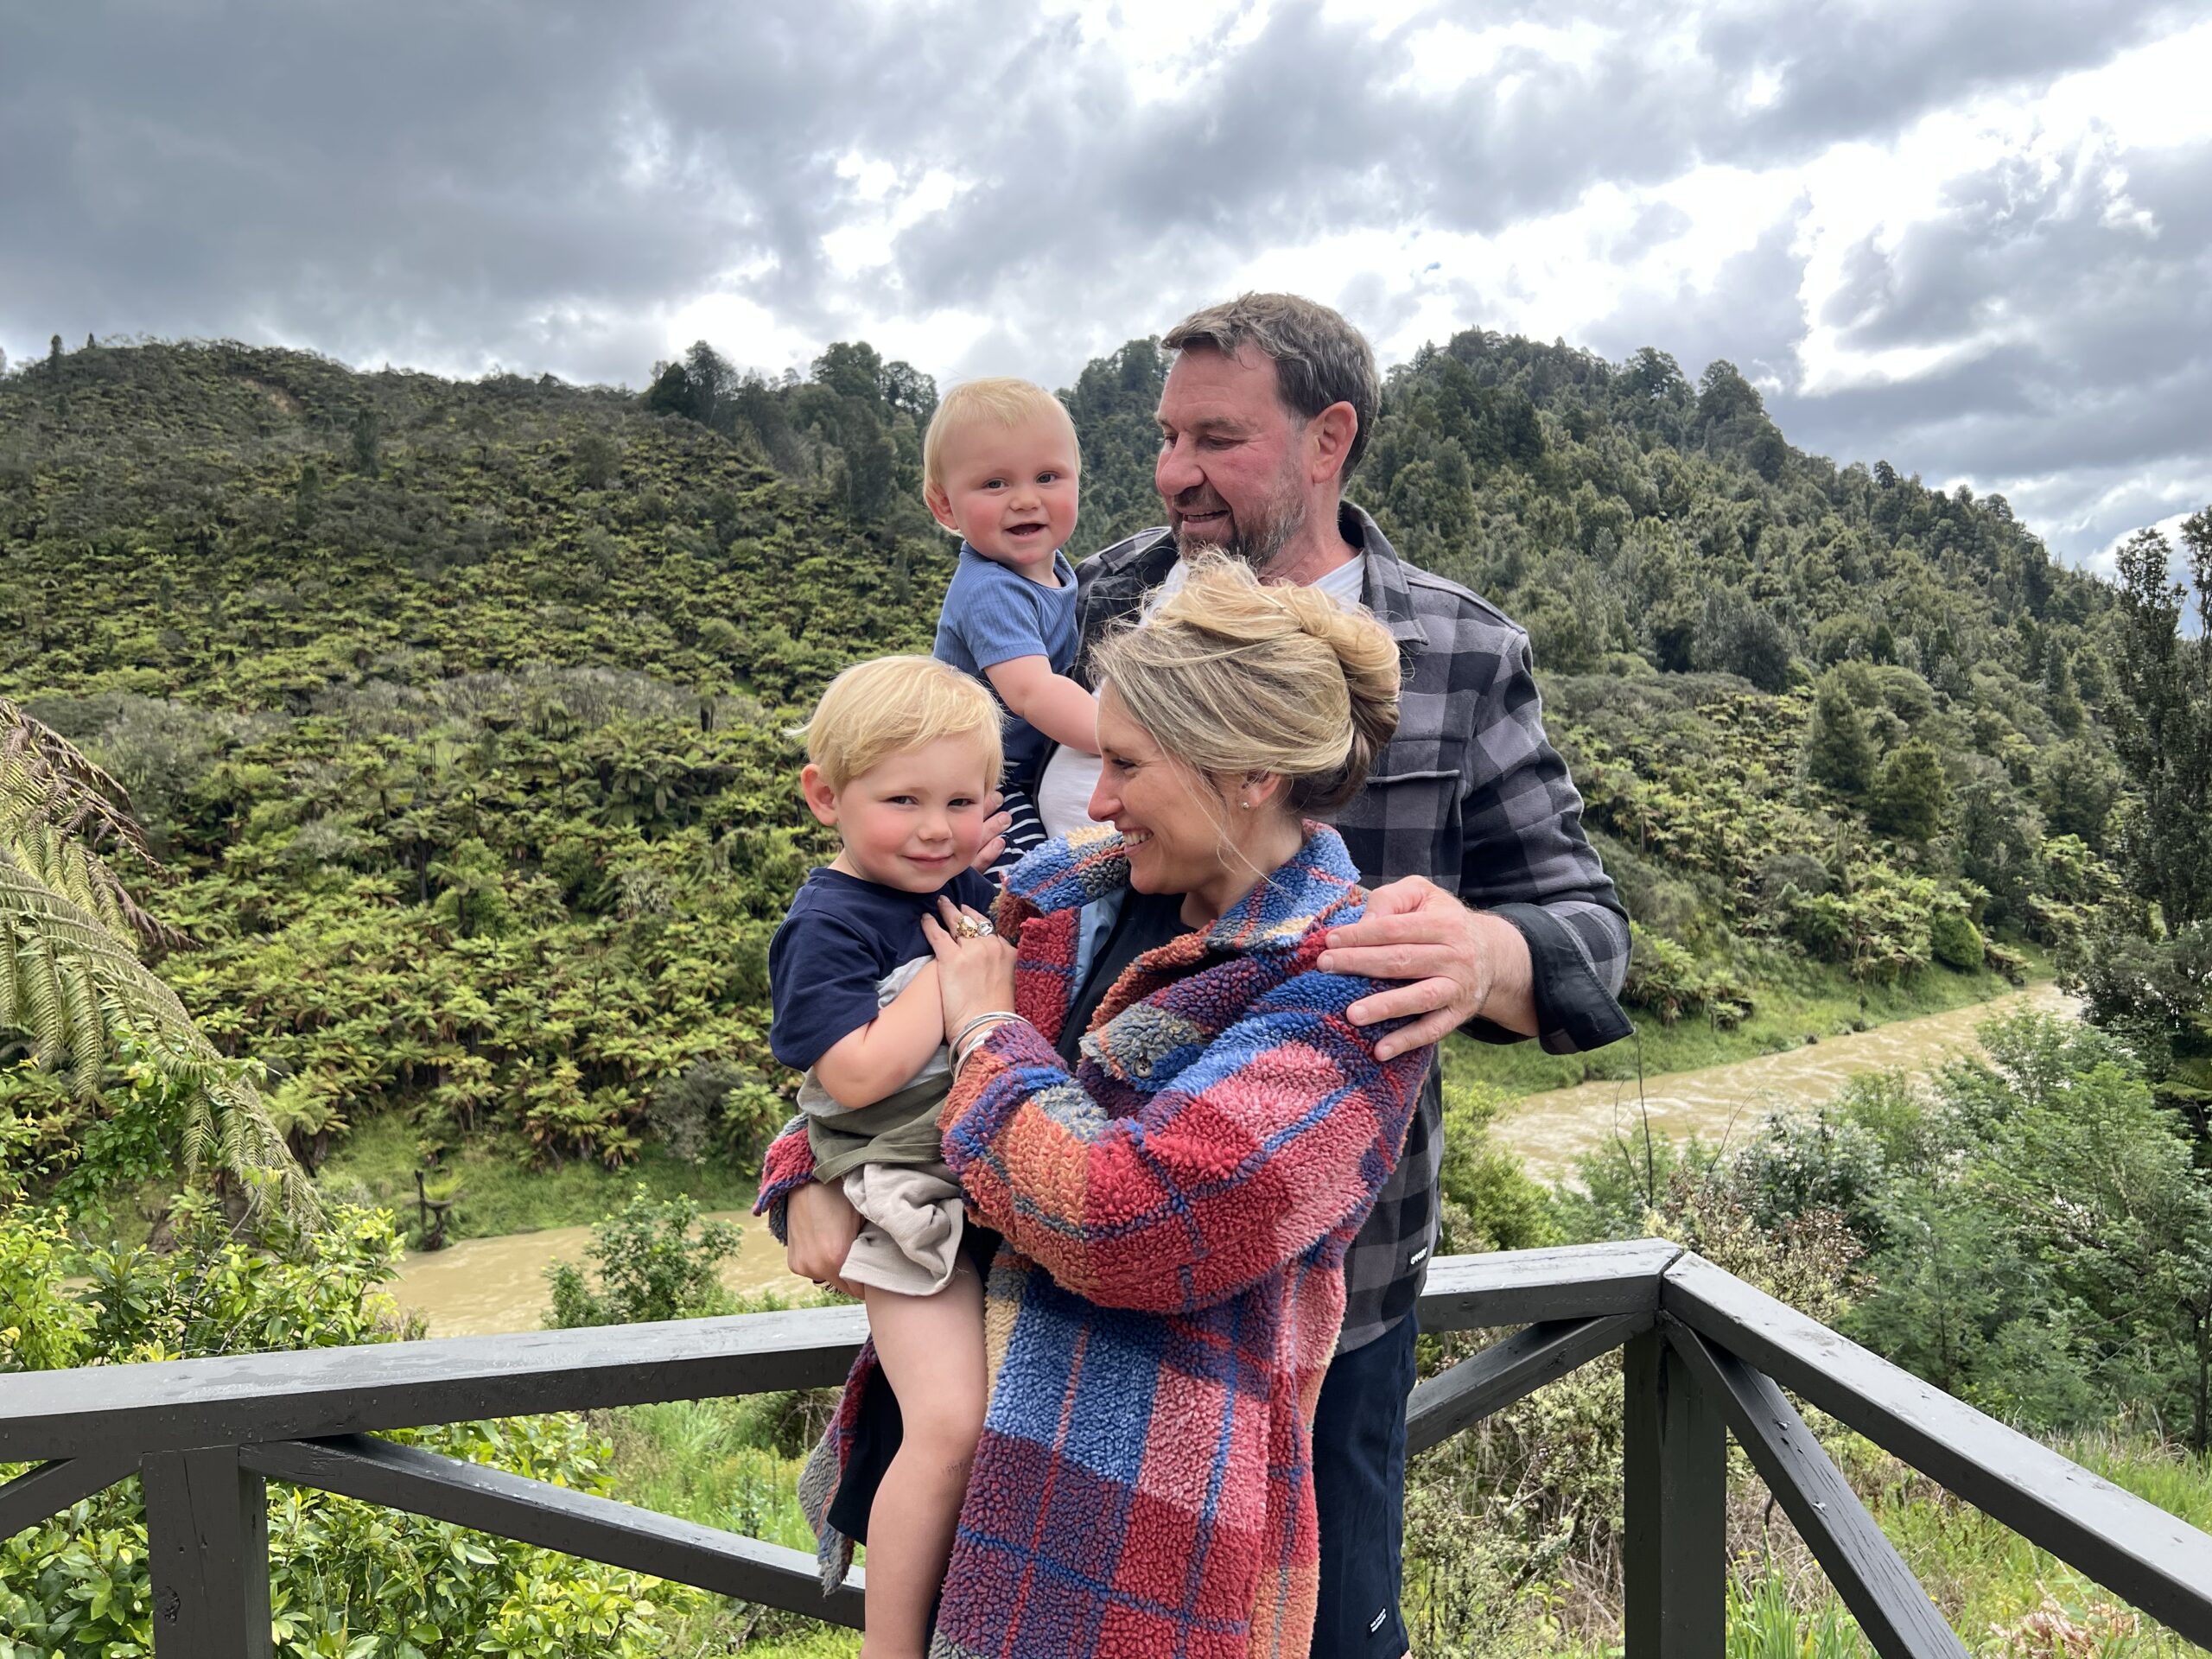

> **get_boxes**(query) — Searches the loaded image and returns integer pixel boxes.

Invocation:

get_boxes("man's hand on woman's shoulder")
[1319,875,1536,1058]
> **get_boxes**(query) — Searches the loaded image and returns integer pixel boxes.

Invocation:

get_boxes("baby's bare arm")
[984,655,1098,753]
[810,961,946,1108]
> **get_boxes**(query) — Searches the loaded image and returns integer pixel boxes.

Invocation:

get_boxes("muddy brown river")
[391,985,2072,1335]
[1496,982,2074,1180]
[388,1206,811,1338]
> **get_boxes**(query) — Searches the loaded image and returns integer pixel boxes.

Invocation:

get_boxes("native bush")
[545,1186,741,1328]
[1,337,2133,1210]
[0,1198,683,1656]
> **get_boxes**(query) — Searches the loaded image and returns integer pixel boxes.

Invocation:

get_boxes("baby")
[925,378,1098,864]
[770,654,1000,1656]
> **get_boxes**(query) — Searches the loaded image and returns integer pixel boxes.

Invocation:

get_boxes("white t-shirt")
[1034,552,1370,840]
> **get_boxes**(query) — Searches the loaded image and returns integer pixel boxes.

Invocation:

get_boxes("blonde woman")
[759,556,1436,1657]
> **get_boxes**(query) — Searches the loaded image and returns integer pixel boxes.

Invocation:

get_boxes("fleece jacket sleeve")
[939,950,1431,1314]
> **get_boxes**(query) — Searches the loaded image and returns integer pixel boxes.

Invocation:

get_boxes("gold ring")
[954,914,995,939]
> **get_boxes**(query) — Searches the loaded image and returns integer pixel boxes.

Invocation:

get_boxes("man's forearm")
[1471,898,1633,1053]
[1467,908,1538,1038]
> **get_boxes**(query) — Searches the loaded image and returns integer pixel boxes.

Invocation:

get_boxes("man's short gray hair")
[1162,293,1380,477]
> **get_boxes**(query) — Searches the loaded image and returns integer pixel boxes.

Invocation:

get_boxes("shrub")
[1620,925,1752,1028]
[0,1199,679,1656]
[546,1186,740,1328]
[1437,1083,1559,1255]
[1928,906,1984,972]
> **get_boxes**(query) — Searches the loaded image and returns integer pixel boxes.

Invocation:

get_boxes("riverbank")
[319,1118,766,1247]
[1496,980,2072,1179]
[372,969,2063,1337]
[1444,948,2045,1099]
[385,1206,815,1338]
[321,953,2044,1255]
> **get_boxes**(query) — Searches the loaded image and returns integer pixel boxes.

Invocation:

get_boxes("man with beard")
[788,292,1631,1656]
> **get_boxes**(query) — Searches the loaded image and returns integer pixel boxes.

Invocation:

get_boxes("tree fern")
[0,698,311,1221]
[0,702,192,951]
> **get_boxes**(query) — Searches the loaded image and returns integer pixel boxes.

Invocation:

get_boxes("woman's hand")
[920,895,1018,1040]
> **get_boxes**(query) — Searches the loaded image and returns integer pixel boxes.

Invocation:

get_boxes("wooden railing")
[3,1240,2209,1656]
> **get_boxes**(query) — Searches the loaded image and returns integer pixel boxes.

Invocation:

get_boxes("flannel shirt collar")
[1086,501,1429,662]
[1005,823,1363,957]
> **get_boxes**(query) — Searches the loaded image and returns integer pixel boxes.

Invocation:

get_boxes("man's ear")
[800,764,840,828]
[1306,401,1358,485]
[923,480,960,535]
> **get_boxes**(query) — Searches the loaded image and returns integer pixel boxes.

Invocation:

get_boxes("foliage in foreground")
[0,1198,680,1657]
[0,698,306,1217]
[1396,1027,2212,1657]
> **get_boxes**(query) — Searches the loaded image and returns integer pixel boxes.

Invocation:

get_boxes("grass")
[588,1343,861,1656]
[1872,1432,2212,1656]
[1647,1433,2212,1658]
[590,1400,2209,1657]
[1450,947,2050,1101]
[315,1113,764,1246]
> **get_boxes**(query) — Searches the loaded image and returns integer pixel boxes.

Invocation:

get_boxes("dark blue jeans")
[1311,1311,1418,1656]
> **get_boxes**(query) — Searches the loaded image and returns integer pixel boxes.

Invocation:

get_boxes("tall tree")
[1805,678,1876,797]
[2109,512,2212,931]
[351,406,382,477]
[1869,739,1949,842]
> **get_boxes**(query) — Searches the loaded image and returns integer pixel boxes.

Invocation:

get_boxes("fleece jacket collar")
[1002,822,1363,958]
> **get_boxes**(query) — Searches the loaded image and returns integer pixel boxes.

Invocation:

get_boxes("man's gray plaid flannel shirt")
[1070,503,1632,1352]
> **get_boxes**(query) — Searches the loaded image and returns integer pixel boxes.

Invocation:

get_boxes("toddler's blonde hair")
[793,655,1004,791]
[921,377,1079,497]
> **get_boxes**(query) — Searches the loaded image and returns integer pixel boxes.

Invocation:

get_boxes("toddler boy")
[771,654,999,1656]
[925,378,1098,861]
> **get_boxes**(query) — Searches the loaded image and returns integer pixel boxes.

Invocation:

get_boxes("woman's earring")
[1240,799,1253,810]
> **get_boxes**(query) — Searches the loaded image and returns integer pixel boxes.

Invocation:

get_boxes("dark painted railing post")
[1623,1329,1726,1656]
[142,1446,271,1659]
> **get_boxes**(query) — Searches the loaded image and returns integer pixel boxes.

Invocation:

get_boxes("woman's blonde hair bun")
[1094,553,1401,813]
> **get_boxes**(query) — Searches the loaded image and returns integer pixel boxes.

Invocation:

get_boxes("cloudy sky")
[3,0,2208,568]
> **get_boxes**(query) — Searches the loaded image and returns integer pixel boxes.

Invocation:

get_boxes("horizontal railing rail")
[3,1239,2207,1658]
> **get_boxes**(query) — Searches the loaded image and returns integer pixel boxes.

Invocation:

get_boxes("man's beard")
[1175,487,1306,571]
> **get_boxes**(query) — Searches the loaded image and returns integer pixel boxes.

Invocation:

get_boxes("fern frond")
[0,849,314,1223]
[0,699,195,953]
[0,699,154,856]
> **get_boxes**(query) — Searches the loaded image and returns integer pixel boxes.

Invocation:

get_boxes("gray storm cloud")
[0,0,2204,563]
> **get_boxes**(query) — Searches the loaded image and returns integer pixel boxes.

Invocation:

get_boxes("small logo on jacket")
[1370,1609,1389,1633]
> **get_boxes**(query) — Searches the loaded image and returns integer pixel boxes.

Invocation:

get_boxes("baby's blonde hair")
[921,377,1078,496]
[1094,555,1400,814]
[793,656,1003,791]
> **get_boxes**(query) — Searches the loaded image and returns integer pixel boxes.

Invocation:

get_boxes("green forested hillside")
[1074,331,2125,961]
[6,333,2210,1659]
[0,331,2127,1192]
[2,340,954,1182]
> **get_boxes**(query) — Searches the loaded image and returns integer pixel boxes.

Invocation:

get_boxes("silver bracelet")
[952,1014,1028,1078]
[953,1020,1014,1070]
[951,1010,1020,1052]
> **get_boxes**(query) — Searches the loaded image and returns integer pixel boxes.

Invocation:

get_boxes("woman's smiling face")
[1086,683,1233,899]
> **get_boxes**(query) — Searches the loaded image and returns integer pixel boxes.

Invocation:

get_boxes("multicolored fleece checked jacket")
[755,824,1433,1658]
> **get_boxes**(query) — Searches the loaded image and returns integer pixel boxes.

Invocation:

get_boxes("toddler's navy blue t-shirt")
[768,865,998,1072]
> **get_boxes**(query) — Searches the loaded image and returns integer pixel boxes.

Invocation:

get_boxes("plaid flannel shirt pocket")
[1352,760,1464,889]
